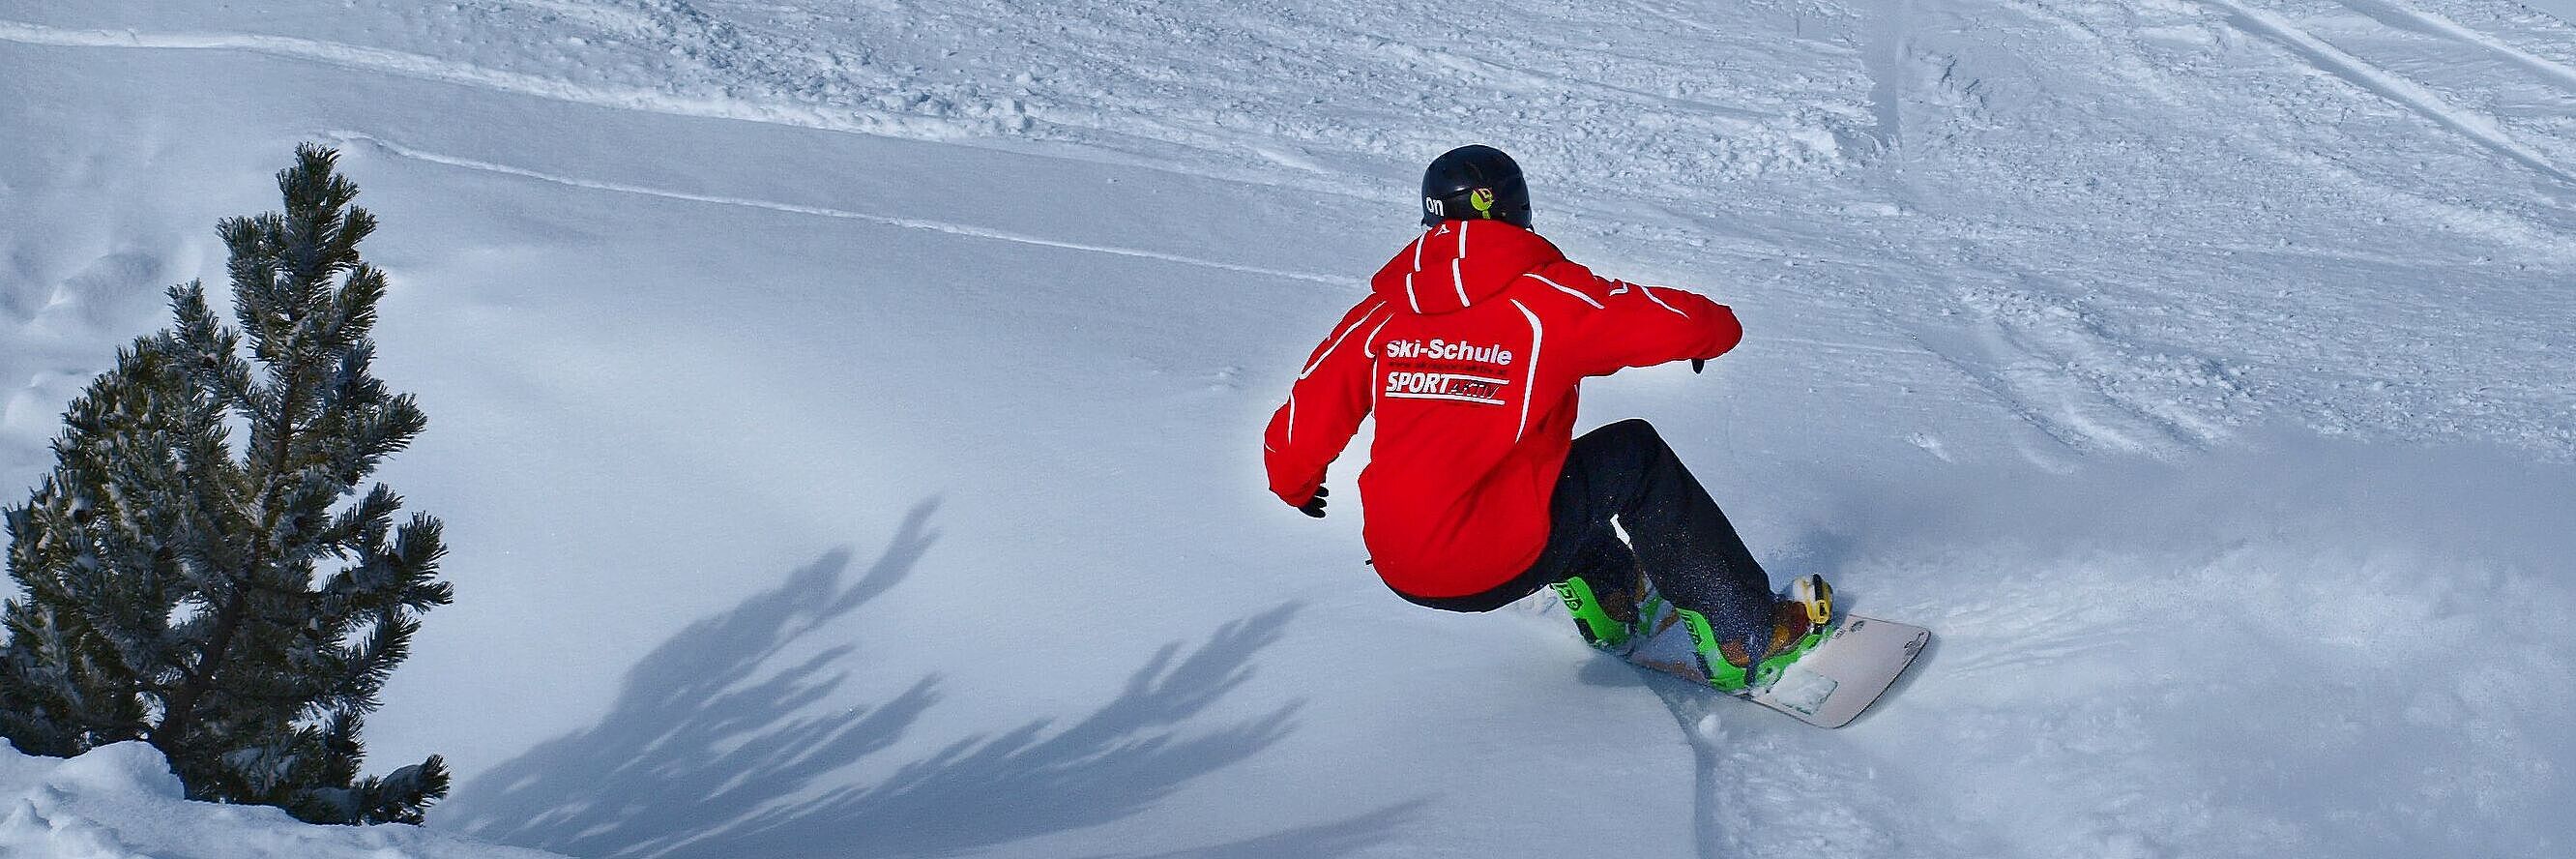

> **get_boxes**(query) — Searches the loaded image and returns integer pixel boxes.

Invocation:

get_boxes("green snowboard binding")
[1682,574,1834,694]
[1552,575,1637,648]
[1555,569,1680,651]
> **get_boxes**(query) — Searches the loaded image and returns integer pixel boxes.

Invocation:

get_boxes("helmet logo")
[1470,188,1496,217]
[1424,197,1445,217]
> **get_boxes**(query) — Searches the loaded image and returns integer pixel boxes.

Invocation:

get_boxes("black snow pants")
[1403,419,1777,648]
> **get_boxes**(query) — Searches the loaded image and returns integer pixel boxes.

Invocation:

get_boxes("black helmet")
[1420,144,1531,228]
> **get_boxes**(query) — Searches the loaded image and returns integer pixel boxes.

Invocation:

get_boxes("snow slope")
[3,0,2573,856]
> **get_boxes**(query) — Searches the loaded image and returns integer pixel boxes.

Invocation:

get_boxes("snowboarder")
[1263,144,1830,692]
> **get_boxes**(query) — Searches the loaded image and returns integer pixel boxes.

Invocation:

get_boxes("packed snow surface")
[4,0,2574,856]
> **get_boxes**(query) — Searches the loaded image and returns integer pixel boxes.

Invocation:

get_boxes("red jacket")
[1264,221,1742,601]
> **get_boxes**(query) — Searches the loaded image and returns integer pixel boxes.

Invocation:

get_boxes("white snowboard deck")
[1618,612,1931,728]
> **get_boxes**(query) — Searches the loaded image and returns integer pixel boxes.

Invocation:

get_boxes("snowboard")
[1615,607,1931,728]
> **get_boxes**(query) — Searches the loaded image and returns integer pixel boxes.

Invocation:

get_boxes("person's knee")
[1566,418,1679,491]
[1595,419,1668,453]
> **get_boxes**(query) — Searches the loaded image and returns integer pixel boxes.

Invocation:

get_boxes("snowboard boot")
[1787,572,1833,626]
[1681,574,1834,694]
[1553,565,1645,649]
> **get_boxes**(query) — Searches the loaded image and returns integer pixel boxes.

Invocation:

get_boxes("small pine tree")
[0,144,454,824]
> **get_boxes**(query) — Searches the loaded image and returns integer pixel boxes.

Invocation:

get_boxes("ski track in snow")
[1863,0,2576,464]
[2197,0,2576,184]
[2332,0,2576,91]
[0,0,1878,199]
[0,18,1004,142]
[327,132,1351,285]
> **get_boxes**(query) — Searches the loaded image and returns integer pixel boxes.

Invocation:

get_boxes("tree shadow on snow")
[439,501,945,855]
[444,500,1408,858]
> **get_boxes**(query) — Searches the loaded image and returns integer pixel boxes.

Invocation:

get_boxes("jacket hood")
[1370,220,1564,314]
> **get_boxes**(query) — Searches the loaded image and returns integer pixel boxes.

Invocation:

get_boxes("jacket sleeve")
[1550,263,1742,376]
[1263,299,1387,506]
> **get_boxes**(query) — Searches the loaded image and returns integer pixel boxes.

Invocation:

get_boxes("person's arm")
[1534,261,1742,376]
[1263,299,1389,513]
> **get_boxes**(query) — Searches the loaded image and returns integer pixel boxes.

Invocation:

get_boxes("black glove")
[1691,358,1706,373]
[1299,486,1330,518]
